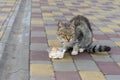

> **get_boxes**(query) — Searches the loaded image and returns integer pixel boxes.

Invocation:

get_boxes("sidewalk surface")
[30,0,120,80]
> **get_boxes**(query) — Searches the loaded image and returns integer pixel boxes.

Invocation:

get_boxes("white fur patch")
[71,51,78,55]
[79,48,85,52]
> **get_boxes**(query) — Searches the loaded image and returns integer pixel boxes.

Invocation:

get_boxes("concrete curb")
[0,0,22,61]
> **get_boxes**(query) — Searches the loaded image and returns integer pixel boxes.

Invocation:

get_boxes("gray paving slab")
[53,62,77,71]
[105,75,120,80]
[45,26,57,30]
[31,24,44,27]
[74,60,100,71]
[111,55,120,62]
[30,61,52,64]
[44,20,56,24]
[92,56,113,62]
[110,38,120,42]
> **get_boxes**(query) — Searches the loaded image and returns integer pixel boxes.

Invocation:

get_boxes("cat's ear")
[58,20,63,28]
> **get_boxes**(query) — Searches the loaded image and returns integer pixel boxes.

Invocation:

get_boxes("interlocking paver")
[97,62,120,75]
[111,55,120,62]
[30,0,120,80]
[74,60,100,71]
[31,37,47,43]
[31,31,46,37]
[91,52,113,62]
[30,50,50,61]
[79,71,106,80]
[117,63,120,67]
[31,77,55,80]
[53,62,77,71]
[72,53,93,60]
[30,43,48,51]
[115,41,120,47]
[30,64,54,77]
[109,47,120,54]
[105,75,120,80]
[56,71,81,80]
[31,27,45,31]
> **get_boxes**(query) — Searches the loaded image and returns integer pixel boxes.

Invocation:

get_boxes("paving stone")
[110,38,120,42]
[55,71,81,80]
[43,17,55,21]
[42,13,53,17]
[53,62,77,71]
[45,26,57,30]
[46,30,57,35]
[94,34,109,40]
[31,20,44,25]
[79,71,106,80]
[31,31,46,37]
[31,18,43,21]
[30,50,50,61]
[74,60,100,71]
[72,53,93,60]
[115,41,120,47]
[31,77,55,80]
[31,15,42,18]
[30,43,48,51]
[30,61,51,64]
[109,47,120,54]
[91,52,113,62]
[105,75,120,80]
[105,33,120,38]
[31,27,45,31]
[92,56,113,62]
[111,55,120,62]
[31,23,44,27]
[0,31,3,39]
[30,64,54,77]
[31,37,48,43]
[97,62,120,75]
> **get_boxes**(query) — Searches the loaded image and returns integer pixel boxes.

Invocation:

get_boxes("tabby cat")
[57,15,111,55]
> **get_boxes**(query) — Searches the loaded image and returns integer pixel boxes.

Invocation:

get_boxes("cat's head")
[57,21,75,42]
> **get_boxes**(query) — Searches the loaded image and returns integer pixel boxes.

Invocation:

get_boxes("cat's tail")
[84,44,111,53]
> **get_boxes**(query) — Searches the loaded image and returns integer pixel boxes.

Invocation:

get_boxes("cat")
[57,15,111,55]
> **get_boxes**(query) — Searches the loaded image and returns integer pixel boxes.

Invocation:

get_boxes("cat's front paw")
[71,51,78,55]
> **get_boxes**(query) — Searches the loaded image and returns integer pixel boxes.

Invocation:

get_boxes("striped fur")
[85,44,111,53]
